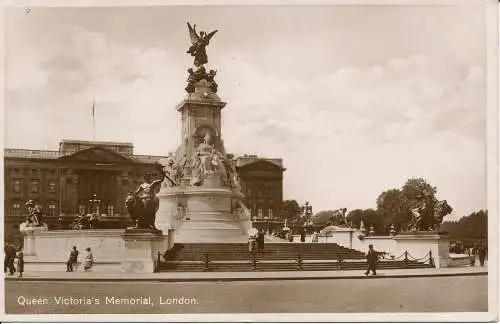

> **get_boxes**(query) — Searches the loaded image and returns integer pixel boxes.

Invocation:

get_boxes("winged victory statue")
[186,22,218,67]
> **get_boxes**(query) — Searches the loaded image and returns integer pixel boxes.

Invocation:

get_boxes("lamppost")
[89,194,101,215]
[304,201,313,228]
[88,194,101,229]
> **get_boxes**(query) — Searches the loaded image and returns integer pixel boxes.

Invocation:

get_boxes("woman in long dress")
[83,247,94,271]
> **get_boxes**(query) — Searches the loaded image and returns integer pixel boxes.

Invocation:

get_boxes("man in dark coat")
[300,229,306,243]
[478,244,487,266]
[4,243,16,275]
[364,244,378,276]
[257,229,265,255]
[66,246,79,272]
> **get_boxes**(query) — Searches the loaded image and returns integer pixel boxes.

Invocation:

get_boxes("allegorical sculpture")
[188,131,239,188]
[406,197,452,232]
[125,167,165,232]
[25,200,43,227]
[186,22,218,67]
[185,22,219,94]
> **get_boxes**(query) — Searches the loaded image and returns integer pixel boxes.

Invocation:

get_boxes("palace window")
[78,205,86,216]
[107,205,114,217]
[257,208,263,218]
[30,180,40,193]
[12,202,21,216]
[268,208,273,218]
[48,182,57,193]
[48,202,56,216]
[12,180,22,193]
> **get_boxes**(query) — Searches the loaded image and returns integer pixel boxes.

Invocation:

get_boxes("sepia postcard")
[0,0,498,322]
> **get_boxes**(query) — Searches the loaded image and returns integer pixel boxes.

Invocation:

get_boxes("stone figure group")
[185,66,218,94]
[25,200,43,227]
[189,132,237,188]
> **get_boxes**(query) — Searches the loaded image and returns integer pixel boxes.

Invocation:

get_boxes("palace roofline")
[60,139,134,147]
[3,148,166,163]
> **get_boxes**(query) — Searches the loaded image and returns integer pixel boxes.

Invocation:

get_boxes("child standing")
[16,251,24,278]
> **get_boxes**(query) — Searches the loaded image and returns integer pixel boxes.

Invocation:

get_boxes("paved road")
[5,275,487,314]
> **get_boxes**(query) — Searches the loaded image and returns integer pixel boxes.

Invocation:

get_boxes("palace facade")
[4,140,285,240]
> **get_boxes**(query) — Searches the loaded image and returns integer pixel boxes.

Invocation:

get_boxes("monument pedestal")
[157,186,250,243]
[395,232,451,268]
[20,224,48,256]
[120,229,168,273]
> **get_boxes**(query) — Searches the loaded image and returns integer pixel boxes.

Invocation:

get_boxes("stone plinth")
[318,227,451,268]
[121,229,167,273]
[22,229,125,272]
[394,232,450,268]
[20,229,171,272]
[157,186,250,243]
[20,224,48,256]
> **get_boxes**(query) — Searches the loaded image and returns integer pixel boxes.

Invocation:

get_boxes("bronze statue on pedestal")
[186,22,218,67]
[125,169,165,232]
[185,23,219,94]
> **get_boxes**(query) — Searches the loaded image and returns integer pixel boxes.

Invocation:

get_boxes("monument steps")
[159,242,433,271]
[160,260,432,272]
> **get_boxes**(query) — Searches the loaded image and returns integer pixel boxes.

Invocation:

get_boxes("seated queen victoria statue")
[190,131,232,187]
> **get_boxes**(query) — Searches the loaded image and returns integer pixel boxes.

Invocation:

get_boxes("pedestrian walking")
[364,244,378,276]
[312,231,319,243]
[83,247,94,271]
[300,229,306,243]
[4,243,16,275]
[478,244,487,266]
[257,229,265,255]
[66,246,79,272]
[470,244,477,267]
[16,251,24,278]
[247,227,258,261]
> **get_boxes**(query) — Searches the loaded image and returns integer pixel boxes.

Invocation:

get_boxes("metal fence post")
[154,251,161,273]
[404,251,409,268]
[297,254,303,271]
[203,253,209,271]
[429,250,435,268]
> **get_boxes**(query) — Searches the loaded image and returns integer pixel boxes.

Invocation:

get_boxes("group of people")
[4,243,24,278]
[467,244,488,267]
[66,246,94,272]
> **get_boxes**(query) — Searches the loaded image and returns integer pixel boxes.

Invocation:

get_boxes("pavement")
[3,265,487,282]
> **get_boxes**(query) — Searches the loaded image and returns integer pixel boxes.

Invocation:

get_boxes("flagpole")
[92,98,96,141]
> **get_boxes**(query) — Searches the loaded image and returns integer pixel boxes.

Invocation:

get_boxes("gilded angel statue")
[186,22,218,67]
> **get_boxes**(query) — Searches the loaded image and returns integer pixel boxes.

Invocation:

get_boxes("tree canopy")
[440,210,487,240]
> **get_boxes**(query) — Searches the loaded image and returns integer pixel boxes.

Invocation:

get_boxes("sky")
[3,5,489,220]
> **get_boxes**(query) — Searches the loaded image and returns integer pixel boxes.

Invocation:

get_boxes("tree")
[376,178,452,232]
[376,188,410,232]
[441,210,487,241]
[312,210,337,226]
[346,209,365,228]
[346,208,384,234]
[282,200,303,226]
